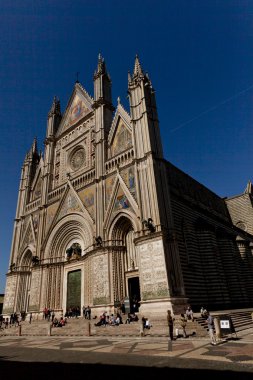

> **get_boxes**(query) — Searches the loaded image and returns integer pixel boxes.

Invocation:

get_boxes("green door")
[67,270,81,310]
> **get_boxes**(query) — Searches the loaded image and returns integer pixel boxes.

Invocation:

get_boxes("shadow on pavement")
[0,358,252,379]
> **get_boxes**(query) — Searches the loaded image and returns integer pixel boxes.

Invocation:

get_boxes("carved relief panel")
[138,239,169,301]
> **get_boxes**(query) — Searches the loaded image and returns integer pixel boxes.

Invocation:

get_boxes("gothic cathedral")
[3,56,253,318]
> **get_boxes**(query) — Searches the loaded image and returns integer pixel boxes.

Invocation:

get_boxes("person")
[145,318,151,329]
[180,313,187,338]
[86,305,91,320]
[167,310,175,340]
[120,300,126,315]
[205,311,216,345]
[186,306,194,321]
[200,307,208,318]
[29,313,32,324]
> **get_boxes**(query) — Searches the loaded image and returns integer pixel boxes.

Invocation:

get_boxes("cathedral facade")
[3,56,253,318]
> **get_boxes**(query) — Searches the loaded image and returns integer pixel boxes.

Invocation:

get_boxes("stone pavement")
[0,325,253,379]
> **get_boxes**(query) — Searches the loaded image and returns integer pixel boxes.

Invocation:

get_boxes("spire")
[244,180,253,195]
[133,54,143,77]
[48,96,61,118]
[128,55,149,85]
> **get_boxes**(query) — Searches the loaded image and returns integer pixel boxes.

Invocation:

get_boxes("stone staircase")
[0,315,207,338]
[195,310,253,334]
[1,309,251,338]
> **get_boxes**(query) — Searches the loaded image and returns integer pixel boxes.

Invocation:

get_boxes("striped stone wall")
[166,162,253,310]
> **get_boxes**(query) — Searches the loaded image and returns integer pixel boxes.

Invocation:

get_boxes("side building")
[3,56,253,318]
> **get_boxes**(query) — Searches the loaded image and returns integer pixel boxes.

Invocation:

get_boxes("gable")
[111,121,132,157]
[56,83,93,137]
[30,160,43,202]
[62,94,91,131]
[19,217,36,255]
[44,182,94,243]
[57,190,84,221]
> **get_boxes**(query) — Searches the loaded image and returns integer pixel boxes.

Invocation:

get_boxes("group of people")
[52,316,67,328]
[64,306,81,318]
[125,312,139,324]
[0,312,24,329]
[94,311,123,326]
[82,305,91,319]
[167,305,219,345]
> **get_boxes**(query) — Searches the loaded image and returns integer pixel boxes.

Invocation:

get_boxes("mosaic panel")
[78,186,95,219]
[46,202,59,234]
[34,176,42,199]
[120,166,137,201]
[105,175,116,208]
[57,193,83,221]
[63,95,90,130]
[113,185,132,212]
[111,122,132,156]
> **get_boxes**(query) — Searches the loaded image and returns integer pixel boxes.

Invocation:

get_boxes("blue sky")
[1,0,253,293]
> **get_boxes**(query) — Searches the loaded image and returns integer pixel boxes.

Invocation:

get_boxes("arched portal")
[43,213,93,312]
[111,216,140,313]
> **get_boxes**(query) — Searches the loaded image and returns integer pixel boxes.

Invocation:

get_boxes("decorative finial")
[75,72,80,83]
[117,96,121,105]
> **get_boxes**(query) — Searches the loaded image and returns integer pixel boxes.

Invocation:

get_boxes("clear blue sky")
[1,0,253,293]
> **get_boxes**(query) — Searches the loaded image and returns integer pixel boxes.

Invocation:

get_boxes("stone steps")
[1,310,251,338]
[195,310,253,334]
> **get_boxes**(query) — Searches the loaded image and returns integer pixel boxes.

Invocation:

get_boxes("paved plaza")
[0,326,253,379]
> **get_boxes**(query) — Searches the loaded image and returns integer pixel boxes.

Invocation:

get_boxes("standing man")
[29,313,32,324]
[167,310,175,340]
[206,311,217,345]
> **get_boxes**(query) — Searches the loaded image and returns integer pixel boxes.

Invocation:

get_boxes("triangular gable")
[30,164,43,201]
[104,172,139,229]
[56,83,93,137]
[19,216,36,255]
[108,103,132,157]
[43,181,94,246]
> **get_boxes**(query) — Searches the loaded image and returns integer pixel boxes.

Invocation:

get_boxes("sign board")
[219,315,235,334]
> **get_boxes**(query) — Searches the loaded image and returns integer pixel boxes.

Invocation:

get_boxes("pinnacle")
[244,180,253,194]
[48,96,61,117]
[133,54,143,76]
